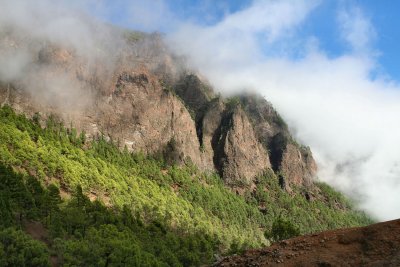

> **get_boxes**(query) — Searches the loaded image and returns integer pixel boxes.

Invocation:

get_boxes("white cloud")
[168,0,319,74]
[166,1,400,221]
[338,5,376,53]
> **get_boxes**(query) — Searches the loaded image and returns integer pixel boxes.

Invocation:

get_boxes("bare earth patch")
[215,219,400,267]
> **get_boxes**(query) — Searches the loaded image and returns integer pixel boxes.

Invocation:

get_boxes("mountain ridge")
[0,28,316,192]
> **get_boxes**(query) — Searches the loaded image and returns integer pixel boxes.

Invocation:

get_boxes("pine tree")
[43,184,61,224]
[26,176,45,217]
[0,195,13,228]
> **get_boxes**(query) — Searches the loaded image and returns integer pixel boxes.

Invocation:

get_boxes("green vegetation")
[225,96,241,111]
[250,171,372,233]
[0,164,216,266]
[0,228,50,267]
[123,30,144,43]
[265,216,300,242]
[0,105,373,265]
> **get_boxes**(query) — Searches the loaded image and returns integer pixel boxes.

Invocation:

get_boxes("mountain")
[0,22,372,266]
[215,219,400,266]
[0,26,315,190]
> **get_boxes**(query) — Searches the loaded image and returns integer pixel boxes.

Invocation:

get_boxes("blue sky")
[303,0,400,79]
[359,1,400,79]
[89,0,400,81]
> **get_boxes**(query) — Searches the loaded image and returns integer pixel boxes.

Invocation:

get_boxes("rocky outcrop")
[96,69,207,168]
[240,94,317,188]
[214,106,270,185]
[0,28,317,189]
[280,144,317,187]
[199,98,225,170]
[172,75,272,184]
[0,70,209,171]
[173,74,214,115]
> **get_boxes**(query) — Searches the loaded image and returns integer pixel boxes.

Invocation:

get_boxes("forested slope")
[0,106,372,266]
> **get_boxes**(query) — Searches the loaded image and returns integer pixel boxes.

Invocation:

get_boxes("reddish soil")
[24,220,49,244]
[215,219,400,267]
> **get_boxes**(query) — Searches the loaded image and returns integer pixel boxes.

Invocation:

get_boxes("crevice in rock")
[195,98,219,148]
[211,110,233,178]
[268,132,288,172]
[172,74,214,148]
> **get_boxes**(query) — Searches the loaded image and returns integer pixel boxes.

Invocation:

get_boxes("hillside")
[0,106,371,266]
[0,19,374,266]
[215,219,400,266]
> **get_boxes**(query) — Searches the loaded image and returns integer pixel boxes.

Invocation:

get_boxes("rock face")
[0,27,317,188]
[96,70,206,169]
[214,219,400,267]
[280,144,317,187]
[240,95,317,188]
[174,74,214,115]
[199,98,225,171]
[174,79,270,184]
[213,106,270,185]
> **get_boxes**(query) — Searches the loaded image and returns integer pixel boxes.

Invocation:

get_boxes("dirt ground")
[214,219,400,267]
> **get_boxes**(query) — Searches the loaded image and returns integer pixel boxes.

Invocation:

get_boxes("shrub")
[265,216,300,242]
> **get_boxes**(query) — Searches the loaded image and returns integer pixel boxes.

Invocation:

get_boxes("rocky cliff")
[239,95,317,188]
[0,27,316,190]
